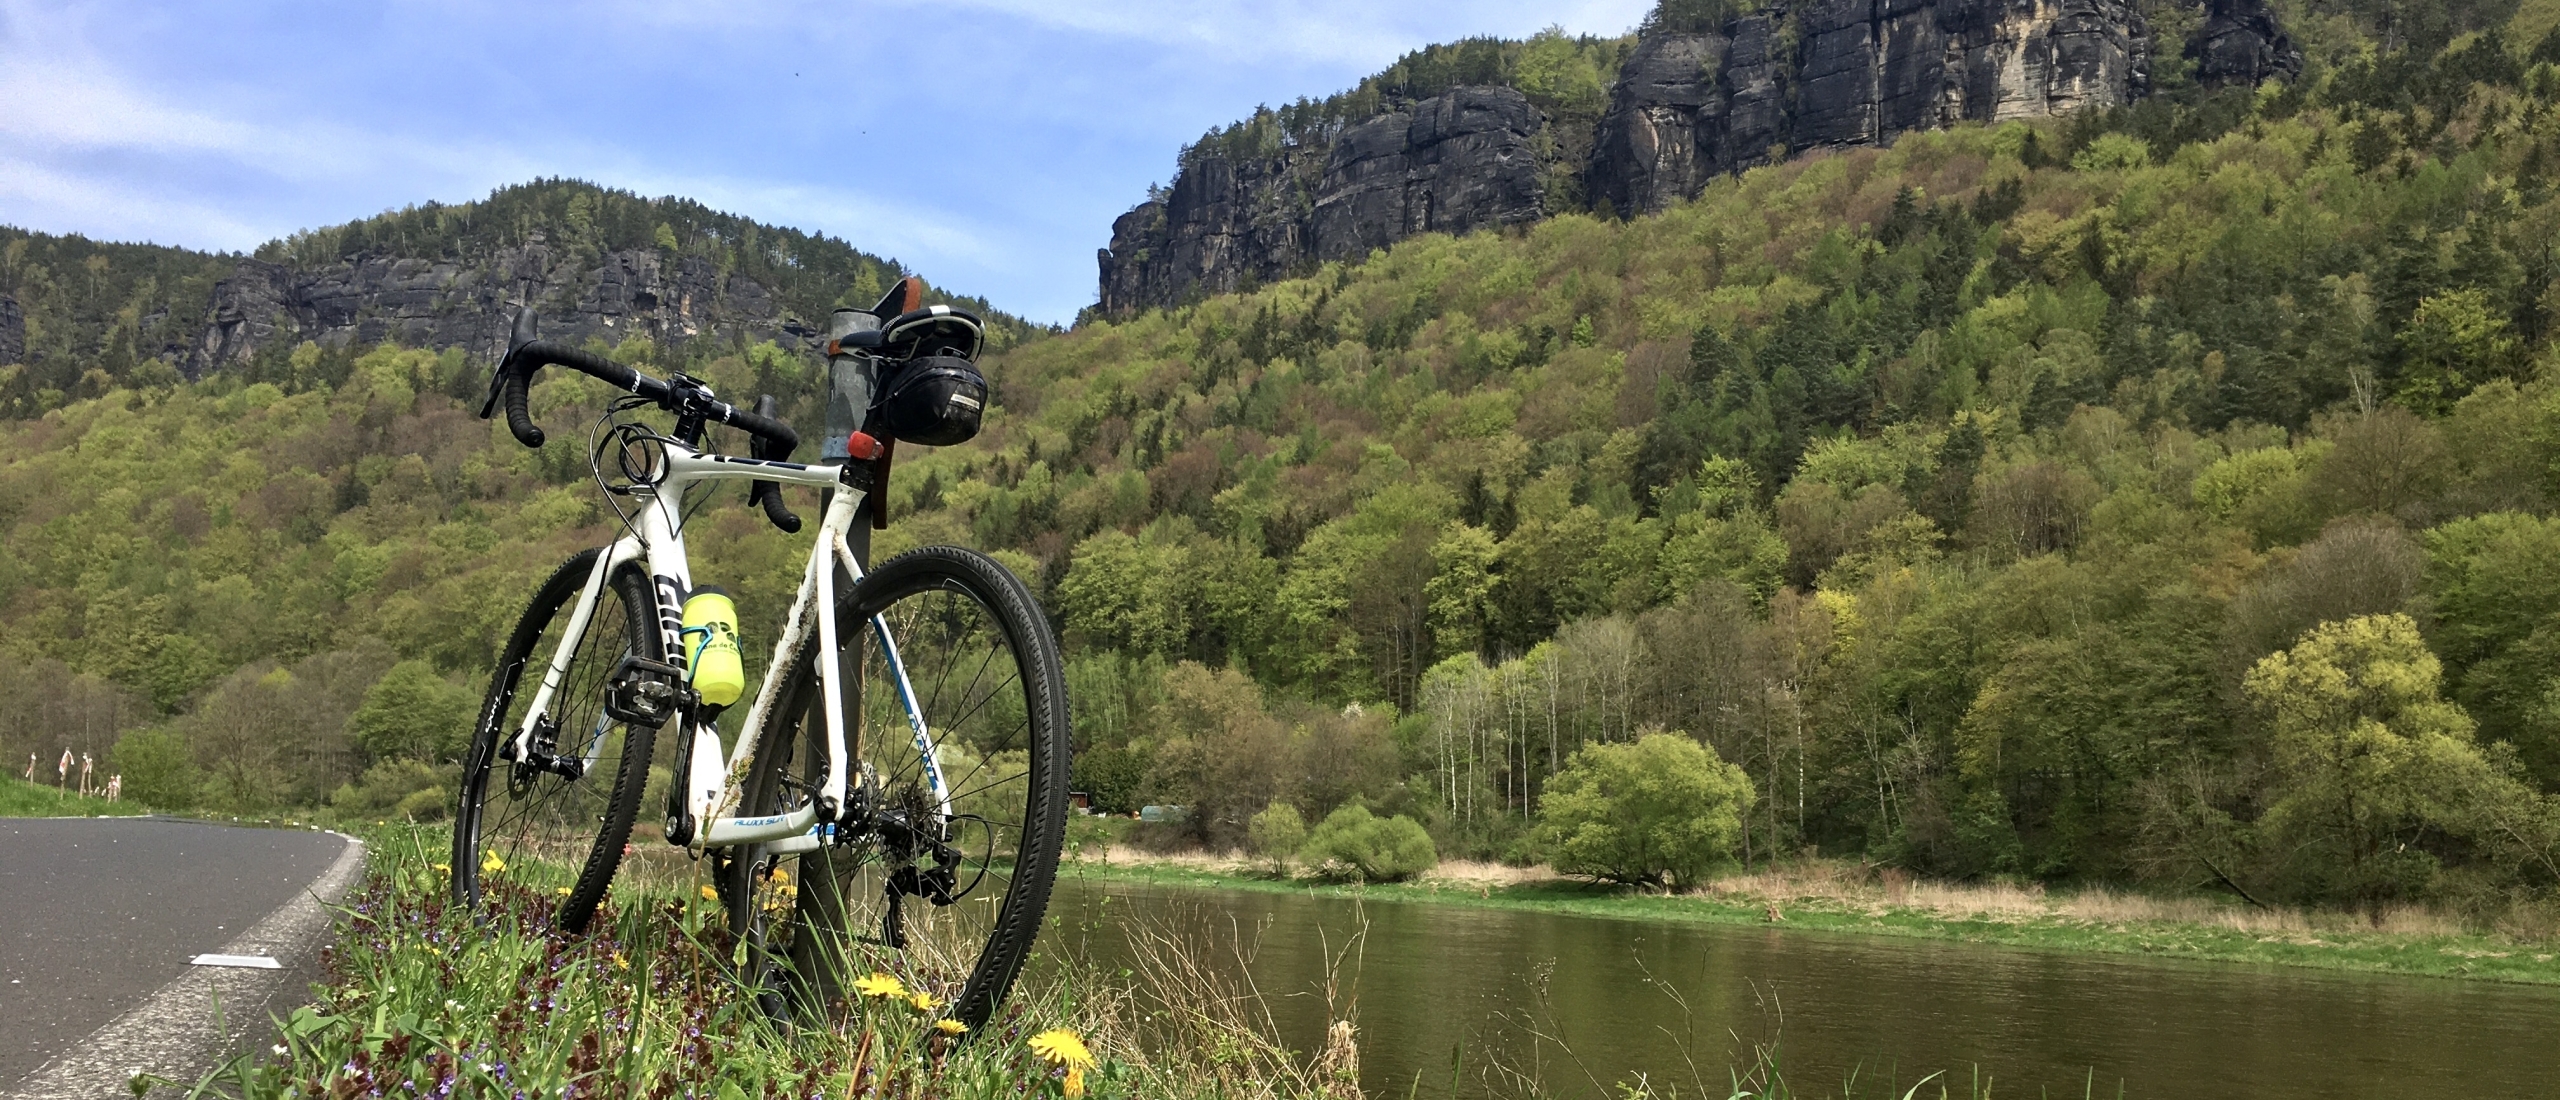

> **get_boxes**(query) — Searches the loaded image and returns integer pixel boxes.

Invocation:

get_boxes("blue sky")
[0,0,1651,324]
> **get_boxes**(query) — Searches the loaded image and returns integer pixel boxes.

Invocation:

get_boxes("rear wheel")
[724,546,1069,1030]
[455,549,663,933]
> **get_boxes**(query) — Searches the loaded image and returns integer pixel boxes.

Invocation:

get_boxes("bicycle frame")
[505,441,951,858]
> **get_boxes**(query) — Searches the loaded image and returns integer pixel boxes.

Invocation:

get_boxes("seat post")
[825,307,880,566]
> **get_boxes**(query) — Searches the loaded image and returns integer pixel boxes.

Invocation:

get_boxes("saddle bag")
[870,354,987,447]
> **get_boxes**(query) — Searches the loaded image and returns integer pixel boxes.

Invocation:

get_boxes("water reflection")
[1044,873,2560,1099]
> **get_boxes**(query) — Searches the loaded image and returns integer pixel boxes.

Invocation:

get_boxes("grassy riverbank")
[1066,851,2560,986]
[0,774,147,817]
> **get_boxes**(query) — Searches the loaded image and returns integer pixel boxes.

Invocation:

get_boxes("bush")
[348,660,476,764]
[329,760,456,821]
[110,726,198,810]
[1537,732,1752,890]
[1249,800,1307,872]
[1299,805,1436,882]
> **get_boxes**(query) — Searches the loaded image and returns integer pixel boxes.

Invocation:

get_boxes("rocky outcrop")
[1595,0,2152,218]
[0,294,22,366]
[188,241,807,379]
[2188,0,2301,87]
[1098,0,2301,315]
[1099,86,1550,316]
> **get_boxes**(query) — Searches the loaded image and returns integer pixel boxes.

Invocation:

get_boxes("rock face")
[1098,0,2298,315]
[1595,0,2152,217]
[188,242,804,379]
[2188,0,2301,87]
[0,294,22,366]
[1098,86,1549,315]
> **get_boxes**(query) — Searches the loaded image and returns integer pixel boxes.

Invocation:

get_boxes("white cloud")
[0,157,270,250]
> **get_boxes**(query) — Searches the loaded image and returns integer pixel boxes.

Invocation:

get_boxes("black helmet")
[879,305,983,360]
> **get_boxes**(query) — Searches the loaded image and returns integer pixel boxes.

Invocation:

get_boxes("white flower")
[272,1044,289,1055]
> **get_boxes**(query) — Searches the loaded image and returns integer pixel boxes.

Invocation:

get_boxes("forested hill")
[1096,0,2314,315]
[0,179,1037,418]
[10,1,2560,921]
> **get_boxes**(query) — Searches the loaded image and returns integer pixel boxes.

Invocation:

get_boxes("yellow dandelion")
[1029,1028,1093,1068]
[768,867,789,885]
[698,884,720,902]
[431,862,451,875]
[480,850,505,875]
[853,972,907,999]
[611,952,630,971]
[555,887,573,897]
[933,1019,968,1035]
[906,989,940,1013]
[1028,1028,1096,1097]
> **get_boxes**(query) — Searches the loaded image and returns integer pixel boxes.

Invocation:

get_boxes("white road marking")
[187,955,281,969]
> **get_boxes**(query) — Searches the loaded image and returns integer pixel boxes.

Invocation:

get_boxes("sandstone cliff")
[1098,86,1551,315]
[1098,0,2301,315]
[1591,0,2153,218]
[190,240,808,380]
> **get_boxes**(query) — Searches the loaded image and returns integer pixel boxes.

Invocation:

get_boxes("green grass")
[0,774,148,817]
[165,827,1362,1100]
[1065,859,2560,986]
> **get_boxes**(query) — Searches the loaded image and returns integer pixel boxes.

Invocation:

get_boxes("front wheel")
[454,549,663,933]
[725,546,1070,1031]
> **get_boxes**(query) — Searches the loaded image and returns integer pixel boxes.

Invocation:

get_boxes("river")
[1043,873,2560,1099]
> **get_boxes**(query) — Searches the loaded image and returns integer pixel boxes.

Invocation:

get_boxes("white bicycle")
[453,280,1067,1028]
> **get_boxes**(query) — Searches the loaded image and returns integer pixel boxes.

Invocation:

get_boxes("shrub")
[329,759,456,821]
[1249,800,1307,872]
[110,726,198,810]
[1299,805,1436,882]
[348,660,476,764]
[1537,732,1752,890]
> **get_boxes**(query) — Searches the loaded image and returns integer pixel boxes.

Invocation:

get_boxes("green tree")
[1425,522,1498,660]
[2399,289,2517,412]
[2244,614,2497,915]
[1249,800,1308,873]
[110,726,197,810]
[1299,804,1437,882]
[348,660,476,764]
[1538,732,1752,889]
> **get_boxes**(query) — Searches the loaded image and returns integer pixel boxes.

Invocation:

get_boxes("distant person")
[57,748,71,788]
[104,775,121,803]
[79,753,93,797]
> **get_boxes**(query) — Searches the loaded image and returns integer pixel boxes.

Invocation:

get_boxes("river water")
[1043,874,2560,1099]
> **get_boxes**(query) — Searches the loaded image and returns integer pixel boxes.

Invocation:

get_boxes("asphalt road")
[0,817,358,1094]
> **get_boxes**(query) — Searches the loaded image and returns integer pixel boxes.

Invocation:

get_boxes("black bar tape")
[494,341,667,448]
[717,404,800,451]
[748,394,802,534]
[502,365,543,447]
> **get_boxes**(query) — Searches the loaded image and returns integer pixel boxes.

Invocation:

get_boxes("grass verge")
[0,774,148,817]
[1063,855,2560,986]
[161,826,1369,1100]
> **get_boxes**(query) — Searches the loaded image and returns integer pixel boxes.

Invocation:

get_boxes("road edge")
[4,829,367,1100]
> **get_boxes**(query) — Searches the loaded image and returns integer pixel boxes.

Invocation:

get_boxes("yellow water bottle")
[681,586,746,707]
